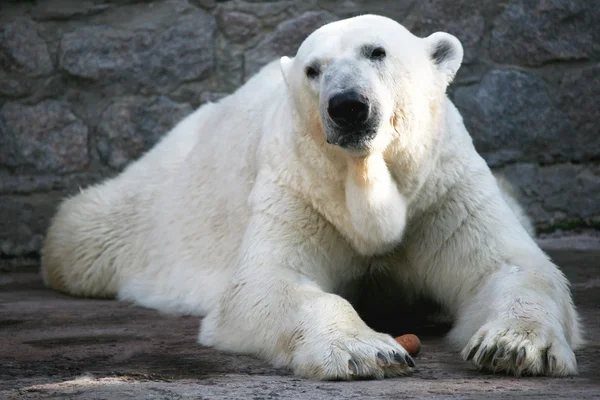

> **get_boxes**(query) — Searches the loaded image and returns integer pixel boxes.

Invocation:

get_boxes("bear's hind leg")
[41,178,144,298]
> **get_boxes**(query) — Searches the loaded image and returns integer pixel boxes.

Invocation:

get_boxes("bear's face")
[280,15,463,157]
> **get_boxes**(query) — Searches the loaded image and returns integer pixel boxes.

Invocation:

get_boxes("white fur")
[41,15,583,380]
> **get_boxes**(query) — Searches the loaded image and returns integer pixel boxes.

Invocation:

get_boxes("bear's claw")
[393,351,407,365]
[348,359,359,375]
[376,352,389,366]
[462,321,577,376]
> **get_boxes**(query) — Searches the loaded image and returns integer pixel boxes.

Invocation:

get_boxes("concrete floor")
[1,236,599,399]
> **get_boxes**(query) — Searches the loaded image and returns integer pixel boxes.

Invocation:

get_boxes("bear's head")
[280,15,463,157]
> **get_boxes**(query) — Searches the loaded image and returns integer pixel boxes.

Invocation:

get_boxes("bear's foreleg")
[414,181,583,376]
[198,211,414,380]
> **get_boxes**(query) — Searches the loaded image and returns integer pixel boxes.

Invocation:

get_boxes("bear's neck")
[382,96,449,198]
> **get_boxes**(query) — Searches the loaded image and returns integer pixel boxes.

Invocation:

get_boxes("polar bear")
[41,15,583,380]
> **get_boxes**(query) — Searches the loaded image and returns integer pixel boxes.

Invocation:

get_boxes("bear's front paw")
[292,328,414,380]
[461,319,577,376]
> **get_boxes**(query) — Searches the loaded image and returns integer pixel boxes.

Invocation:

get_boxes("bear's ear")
[424,32,463,85]
[280,56,293,86]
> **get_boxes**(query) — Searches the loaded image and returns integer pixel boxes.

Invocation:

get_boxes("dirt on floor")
[1,237,599,399]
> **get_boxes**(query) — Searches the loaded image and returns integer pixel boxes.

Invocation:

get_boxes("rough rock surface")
[96,96,193,170]
[0,194,63,269]
[218,10,263,44]
[0,18,54,97]
[0,100,89,173]
[0,0,598,267]
[555,64,600,161]
[58,13,216,92]
[497,163,600,229]
[453,69,572,166]
[490,0,600,66]
[0,18,54,77]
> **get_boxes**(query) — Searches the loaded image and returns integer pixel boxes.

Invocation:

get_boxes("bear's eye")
[305,66,319,80]
[370,47,386,60]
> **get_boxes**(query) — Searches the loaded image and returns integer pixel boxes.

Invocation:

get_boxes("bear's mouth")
[326,128,377,152]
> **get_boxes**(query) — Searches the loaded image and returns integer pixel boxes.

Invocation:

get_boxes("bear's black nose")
[328,92,369,128]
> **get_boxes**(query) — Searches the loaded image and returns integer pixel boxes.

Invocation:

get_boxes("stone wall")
[1,0,598,269]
